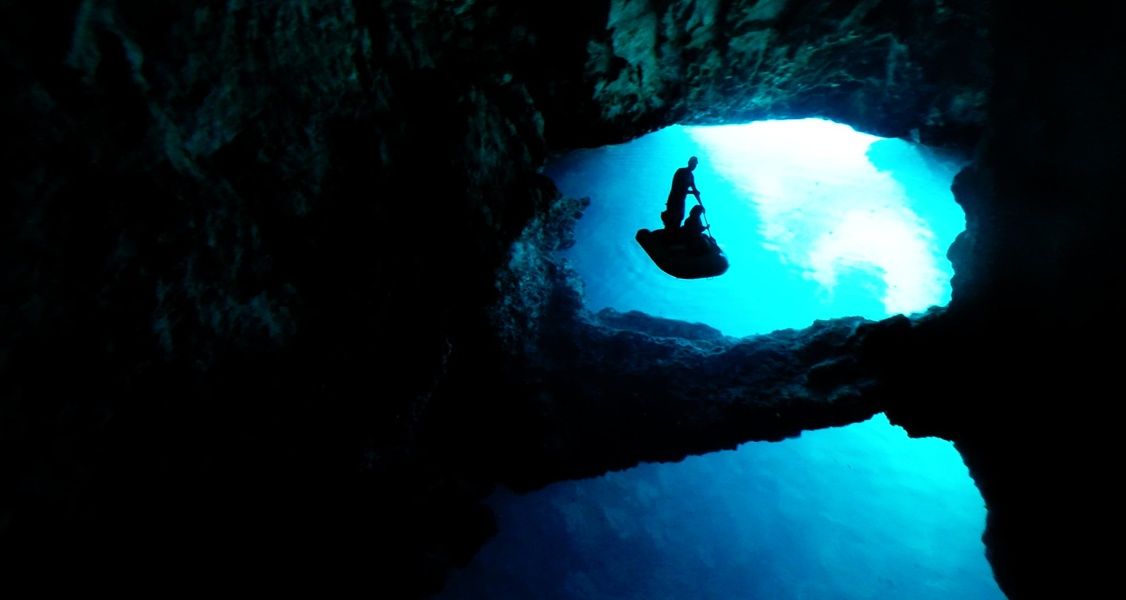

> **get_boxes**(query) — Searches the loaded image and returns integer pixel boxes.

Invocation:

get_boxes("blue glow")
[438,415,1003,599]
[435,121,997,599]
[547,120,967,337]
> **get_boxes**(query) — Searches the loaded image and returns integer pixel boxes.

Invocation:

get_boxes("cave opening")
[440,414,1004,599]
[437,120,1002,598]
[546,119,968,337]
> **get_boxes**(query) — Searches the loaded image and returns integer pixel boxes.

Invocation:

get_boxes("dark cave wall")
[1,0,553,414]
[882,4,1126,598]
[3,0,1121,598]
[550,0,989,149]
[1,0,559,587]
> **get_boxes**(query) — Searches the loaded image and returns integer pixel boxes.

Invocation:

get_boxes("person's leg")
[671,197,685,226]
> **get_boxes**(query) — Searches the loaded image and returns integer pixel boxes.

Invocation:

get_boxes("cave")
[2,1,1123,598]
[434,119,993,597]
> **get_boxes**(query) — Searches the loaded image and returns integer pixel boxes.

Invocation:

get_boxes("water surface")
[548,120,966,336]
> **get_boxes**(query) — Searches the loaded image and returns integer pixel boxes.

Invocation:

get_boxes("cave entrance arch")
[455,119,1001,599]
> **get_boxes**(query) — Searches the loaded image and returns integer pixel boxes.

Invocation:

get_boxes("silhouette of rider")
[680,204,713,254]
[682,204,707,237]
[662,156,701,230]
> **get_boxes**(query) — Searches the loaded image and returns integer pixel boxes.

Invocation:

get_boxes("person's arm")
[689,173,701,198]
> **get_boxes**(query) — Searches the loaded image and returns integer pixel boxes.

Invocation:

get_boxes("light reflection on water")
[547,120,967,337]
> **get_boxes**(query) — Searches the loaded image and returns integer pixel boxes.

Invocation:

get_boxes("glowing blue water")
[435,122,1000,599]
[548,120,966,337]
[438,416,1002,600]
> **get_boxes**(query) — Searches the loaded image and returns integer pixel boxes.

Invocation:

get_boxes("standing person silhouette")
[662,156,701,230]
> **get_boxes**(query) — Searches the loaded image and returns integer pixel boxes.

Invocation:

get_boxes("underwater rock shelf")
[489,309,893,491]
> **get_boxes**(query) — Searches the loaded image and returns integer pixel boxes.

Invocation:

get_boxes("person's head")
[688,156,699,170]
[690,204,704,218]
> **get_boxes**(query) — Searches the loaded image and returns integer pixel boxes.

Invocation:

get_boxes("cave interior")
[2,1,1124,598]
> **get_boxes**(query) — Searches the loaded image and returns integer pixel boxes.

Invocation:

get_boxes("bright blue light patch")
[436,121,996,599]
[547,119,967,336]
[438,415,1004,599]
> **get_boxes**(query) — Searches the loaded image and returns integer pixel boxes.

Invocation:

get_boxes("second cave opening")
[439,414,1004,599]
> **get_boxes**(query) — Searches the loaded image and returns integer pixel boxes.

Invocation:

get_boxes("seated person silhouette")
[679,204,713,254]
[682,204,707,236]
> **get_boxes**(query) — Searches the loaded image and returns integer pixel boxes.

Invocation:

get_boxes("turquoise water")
[548,120,967,337]
[436,122,1000,599]
[438,416,1002,600]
